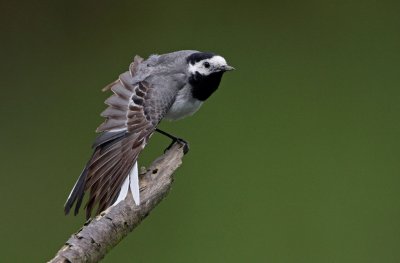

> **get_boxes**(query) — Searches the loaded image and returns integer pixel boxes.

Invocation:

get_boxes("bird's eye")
[203,62,210,68]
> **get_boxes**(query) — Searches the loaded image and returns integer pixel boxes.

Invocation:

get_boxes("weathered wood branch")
[49,142,185,263]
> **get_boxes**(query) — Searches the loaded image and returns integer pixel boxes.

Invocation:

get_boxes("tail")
[64,160,140,216]
[64,166,88,216]
[64,131,134,218]
[112,161,140,206]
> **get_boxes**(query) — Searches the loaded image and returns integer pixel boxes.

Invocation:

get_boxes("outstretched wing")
[65,57,185,218]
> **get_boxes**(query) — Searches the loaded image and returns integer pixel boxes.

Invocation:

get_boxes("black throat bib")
[189,71,223,101]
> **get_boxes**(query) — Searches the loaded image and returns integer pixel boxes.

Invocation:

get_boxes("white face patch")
[188,55,228,76]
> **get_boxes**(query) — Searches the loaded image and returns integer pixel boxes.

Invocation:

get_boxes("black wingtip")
[64,204,71,215]
[64,194,75,216]
[64,167,89,216]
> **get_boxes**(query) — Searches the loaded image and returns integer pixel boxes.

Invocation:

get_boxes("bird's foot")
[156,128,189,154]
[165,137,189,154]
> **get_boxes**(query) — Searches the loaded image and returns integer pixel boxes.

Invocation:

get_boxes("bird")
[64,50,234,219]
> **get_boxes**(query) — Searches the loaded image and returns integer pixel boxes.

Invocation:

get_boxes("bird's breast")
[164,86,203,120]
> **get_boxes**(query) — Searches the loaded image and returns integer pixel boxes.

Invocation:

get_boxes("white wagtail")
[64,50,234,219]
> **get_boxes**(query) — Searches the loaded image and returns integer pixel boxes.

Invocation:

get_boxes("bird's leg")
[155,128,189,154]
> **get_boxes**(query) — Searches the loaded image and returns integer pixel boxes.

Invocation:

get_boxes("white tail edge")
[112,174,130,206]
[112,161,140,207]
[130,161,140,205]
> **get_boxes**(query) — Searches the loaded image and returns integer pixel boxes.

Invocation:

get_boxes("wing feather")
[65,55,185,218]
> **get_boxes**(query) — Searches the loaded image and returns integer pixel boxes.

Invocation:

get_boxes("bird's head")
[187,52,234,76]
[186,51,234,101]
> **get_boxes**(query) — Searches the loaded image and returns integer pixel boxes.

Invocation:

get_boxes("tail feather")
[112,175,130,206]
[64,131,127,217]
[111,161,140,208]
[130,161,140,205]
[64,167,88,215]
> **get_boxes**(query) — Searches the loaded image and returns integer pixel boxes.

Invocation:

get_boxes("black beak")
[221,65,235,72]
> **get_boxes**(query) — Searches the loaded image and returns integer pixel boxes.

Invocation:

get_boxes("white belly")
[164,87,203,120]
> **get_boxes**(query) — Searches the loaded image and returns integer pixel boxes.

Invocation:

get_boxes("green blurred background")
[1,0,400,262]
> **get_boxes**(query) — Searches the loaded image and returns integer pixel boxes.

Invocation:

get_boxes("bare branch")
[49,142,185,263]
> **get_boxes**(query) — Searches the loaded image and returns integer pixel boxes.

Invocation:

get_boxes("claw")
[156,128,189,155]
[164,138,189,154]
[176,138,190,154]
